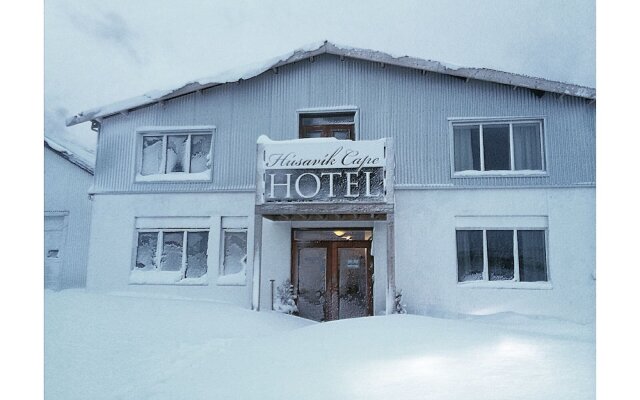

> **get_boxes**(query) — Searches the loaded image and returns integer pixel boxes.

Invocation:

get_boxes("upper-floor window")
[299,112,355,140]
[136,127,214,182]
[451,119,545,175]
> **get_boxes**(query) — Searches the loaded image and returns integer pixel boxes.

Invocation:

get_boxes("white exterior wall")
[394,187,595,323]
[87,187,594,322]
[87,192,255,306]
[87,192,390,313]
[44,147,93,289]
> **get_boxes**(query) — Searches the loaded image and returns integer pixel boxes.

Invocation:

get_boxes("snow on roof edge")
[67,41,596,127]
[44,136,95,174]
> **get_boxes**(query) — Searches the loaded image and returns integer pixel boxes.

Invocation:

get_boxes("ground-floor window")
[217,217,248,285]
[132,229,209,284]
[456,229,548,283]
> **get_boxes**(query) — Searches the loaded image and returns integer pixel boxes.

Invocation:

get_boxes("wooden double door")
[292,230,373,322]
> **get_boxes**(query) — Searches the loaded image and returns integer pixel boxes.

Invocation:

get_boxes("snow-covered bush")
[274,279,298,315]
[394,289,407,314]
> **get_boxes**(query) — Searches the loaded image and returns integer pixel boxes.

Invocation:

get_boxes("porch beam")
[256,203,394,216]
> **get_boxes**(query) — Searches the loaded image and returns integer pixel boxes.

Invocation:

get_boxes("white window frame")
[134,126,215,183]
[448,117,547,178]
[455,226,551,289]
[130,228,210,285]
[217,216,249,286]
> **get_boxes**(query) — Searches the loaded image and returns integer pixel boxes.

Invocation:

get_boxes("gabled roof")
[44,137,95,174]
[67,41,596,127]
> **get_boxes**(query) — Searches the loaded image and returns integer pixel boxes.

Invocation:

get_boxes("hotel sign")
[256,137,392,204]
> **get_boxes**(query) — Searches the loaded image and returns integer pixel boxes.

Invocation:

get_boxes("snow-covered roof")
[44,136,95,174]
[67,41,596,127]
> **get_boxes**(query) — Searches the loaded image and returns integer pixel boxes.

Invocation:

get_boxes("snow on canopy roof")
[67,41,596,127]
[44,136,95,174]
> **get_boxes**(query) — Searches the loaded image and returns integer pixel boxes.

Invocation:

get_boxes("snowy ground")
[45,290,594,400]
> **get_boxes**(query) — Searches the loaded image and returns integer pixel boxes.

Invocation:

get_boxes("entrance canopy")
[252,136,396,314]
[256,203,393,221]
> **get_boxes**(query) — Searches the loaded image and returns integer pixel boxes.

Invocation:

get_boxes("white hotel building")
[68,42,595,323]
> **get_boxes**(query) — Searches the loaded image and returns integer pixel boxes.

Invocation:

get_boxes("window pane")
[331,129,351,140]
[483,125,511,171]
[160,231,183,271]
[141,136,163,175]
[136,232,158,270]
[166,135,188,173]
[513,123,543,170]
[453,126,481,171]
[302,130,323,138]
[301,114,354,125]
[223,230,247,275]
[456,230,484,282]
[186,231,209,278]
[487,230,514,280]
[518,230,548,282]
[190,135,212,173]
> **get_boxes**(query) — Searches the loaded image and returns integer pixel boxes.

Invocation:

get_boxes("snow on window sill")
[129,270,209,286]
[135,170,212,183]
[452,170,548,178]
[216,271,247,286]
[457,280,552,290]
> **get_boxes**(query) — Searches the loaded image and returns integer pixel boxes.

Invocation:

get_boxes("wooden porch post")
[251,213,263,311]
[252,142,265,311]
[386,211,396,314]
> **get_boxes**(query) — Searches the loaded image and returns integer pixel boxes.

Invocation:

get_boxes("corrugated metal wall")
[44,147,93,288]
[93,54,595,193]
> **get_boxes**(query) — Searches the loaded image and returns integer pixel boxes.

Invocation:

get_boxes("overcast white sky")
[44,0,595,155]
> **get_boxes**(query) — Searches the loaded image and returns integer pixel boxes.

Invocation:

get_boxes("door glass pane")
[297,248,327,322]
[338,247,368,319]
[487,230,514,280]
[483,125,511,170]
